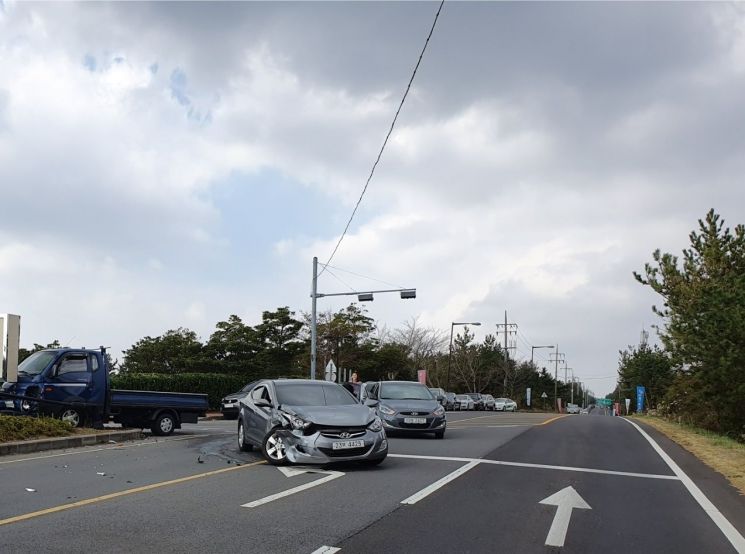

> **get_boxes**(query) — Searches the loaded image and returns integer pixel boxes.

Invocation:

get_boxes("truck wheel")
[261,428,288,465]
[151,413,176,436]
[237,421,253,452]
[60,408,83,428]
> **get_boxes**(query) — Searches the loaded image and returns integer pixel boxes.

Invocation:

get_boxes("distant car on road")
[495,398,517,412]
[221,381,258,420]
[455,394,474,410]
[481,394,496,411]
[429,387,447,406]
[237,379,387,465]
[567,403,580,414]
[367,381,446,439]
[444,392,458,410]
[467,393,485,410]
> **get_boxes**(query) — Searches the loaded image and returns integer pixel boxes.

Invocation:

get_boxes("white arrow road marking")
[310,547,340,554]
[539,486,591,547]
[241,467,344,508]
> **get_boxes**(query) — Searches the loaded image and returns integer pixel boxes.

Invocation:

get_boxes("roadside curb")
[0,429,144,456]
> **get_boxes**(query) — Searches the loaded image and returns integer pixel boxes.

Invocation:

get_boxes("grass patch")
[0,415,75,443]
[634,415,745,495]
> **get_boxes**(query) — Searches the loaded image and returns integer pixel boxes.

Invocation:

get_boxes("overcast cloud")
[2,1,744,394]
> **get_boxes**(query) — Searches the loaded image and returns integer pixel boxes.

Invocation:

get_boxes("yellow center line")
[0,460,266,527]
[538,415,568,425]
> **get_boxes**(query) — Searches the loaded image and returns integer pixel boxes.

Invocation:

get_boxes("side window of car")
[57,354,89,376]
[250,386,266,402]
[89,354,99,372]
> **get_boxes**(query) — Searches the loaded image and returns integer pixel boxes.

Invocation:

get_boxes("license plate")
[4,400,14,408]
[404,417,427,424]
[331,439,365,450]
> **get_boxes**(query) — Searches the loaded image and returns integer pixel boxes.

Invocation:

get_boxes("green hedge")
[0,415,74,442]
[111,373,252,410]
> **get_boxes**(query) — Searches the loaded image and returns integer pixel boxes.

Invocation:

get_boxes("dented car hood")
[283,404,374,427]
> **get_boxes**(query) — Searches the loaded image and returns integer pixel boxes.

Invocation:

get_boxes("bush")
[112,373,258,410]
[0,415,74,442]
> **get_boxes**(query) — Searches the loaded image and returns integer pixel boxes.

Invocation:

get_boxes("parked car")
[428,387,447,407]
[366,381,446,439]
[221,381,258,420]
[444,392,458,410]
[467,392,485,410]
[567,403,580,414]
[494,398,517,411]
[237,379,387,466]
[481,394,496,411]
[455,394,474,410]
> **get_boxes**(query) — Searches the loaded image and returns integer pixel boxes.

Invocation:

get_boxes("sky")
[1,1,744,396]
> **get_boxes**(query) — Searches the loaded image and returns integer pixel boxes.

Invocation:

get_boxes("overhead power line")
[319,0,446,276]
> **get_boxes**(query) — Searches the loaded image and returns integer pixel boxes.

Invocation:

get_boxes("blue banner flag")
[636,385,645,413]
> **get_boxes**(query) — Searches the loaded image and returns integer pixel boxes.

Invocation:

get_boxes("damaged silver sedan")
[237,379,388,466]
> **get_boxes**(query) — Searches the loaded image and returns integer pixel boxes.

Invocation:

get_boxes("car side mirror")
[437,395,445,402]
[364,399,379,408]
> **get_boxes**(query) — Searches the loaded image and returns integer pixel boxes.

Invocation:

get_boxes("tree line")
[114,306,585,407]
[611,210,745,440]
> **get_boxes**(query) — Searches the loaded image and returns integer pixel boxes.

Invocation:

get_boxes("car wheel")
[60,408,83,428]
[434,430,445,439]
[262,427,288,465]
[238,421,253,452]
[151,413,176,436]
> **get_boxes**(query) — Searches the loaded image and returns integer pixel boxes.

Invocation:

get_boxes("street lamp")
[530,345,554,365]
[447,321,481,391]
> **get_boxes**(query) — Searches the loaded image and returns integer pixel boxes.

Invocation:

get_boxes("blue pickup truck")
[0,348,208,435]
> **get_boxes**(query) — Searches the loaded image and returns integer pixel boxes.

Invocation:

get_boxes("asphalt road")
[1,410,744,553]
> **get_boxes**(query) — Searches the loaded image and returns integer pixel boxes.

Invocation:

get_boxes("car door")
[45,351,94,407]
[245,383,275,444]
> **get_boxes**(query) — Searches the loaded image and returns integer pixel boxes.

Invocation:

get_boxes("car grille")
[319,429,366,439]
[309,424,367,438]
[318,446,370,458]
[399,411,429,416]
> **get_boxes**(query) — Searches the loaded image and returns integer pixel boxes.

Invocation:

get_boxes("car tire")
[434,430,445,439]
[60,408,84,428]
[261,427,288,466]
[151,412,176,436]
[237,421,253,452]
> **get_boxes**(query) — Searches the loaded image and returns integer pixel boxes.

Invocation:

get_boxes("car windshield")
[467,393,481,399]
[380,383,433,400]
[456,395,468,400]
[275,383,357,406]
[17,351,57,376]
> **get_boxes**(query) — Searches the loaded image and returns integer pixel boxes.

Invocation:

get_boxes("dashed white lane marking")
[400,461,480,505]
[241,470,344,508]
[310,547,340,554]
[388,453,679,480]
[622,417,745,553]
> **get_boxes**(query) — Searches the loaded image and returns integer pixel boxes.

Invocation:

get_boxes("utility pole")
[495,311,518,393]
[311,256,318,380]
[550,348,565,412]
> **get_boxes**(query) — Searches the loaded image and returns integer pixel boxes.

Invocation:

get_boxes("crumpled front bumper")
[277,428,388,464]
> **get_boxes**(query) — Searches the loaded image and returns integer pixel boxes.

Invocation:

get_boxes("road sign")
[324,360,337,382]
[526,387,532,407]
[541,392,548,399]
[636,386,645,412]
